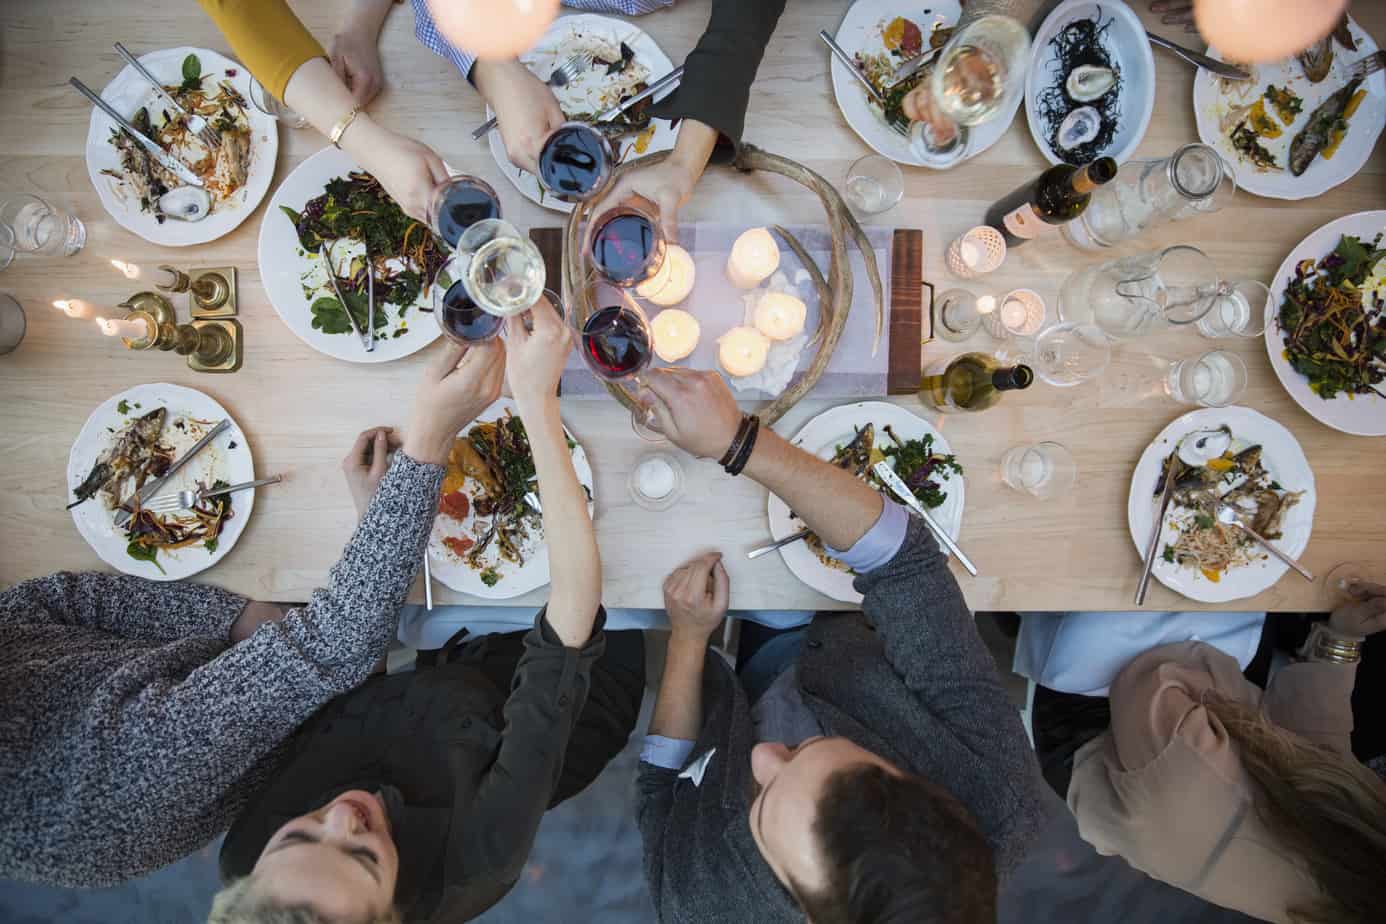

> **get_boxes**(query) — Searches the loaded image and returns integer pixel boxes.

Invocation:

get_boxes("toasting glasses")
[569,285,663,440]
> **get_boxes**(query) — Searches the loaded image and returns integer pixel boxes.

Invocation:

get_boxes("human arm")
[472,59,565,174]
[0,572,248,643]
[646,552,729,747]
[585,121,718,243]
[330,0,397,105]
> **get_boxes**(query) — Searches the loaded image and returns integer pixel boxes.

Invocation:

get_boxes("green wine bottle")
[920,352,1034,413]
[985,157,1118,247]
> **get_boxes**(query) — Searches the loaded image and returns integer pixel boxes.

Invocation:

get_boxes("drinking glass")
[0,223,14,271]
[434,264,504,343]
[1324,561,1381,607]
[1058,245,1219,340]
[1164,349,1248,407]
[1031,322,1111,387]
[1196,279,1270,339]
[428,174,502,249]
[0,292,25,356]
[0,193,85,257]
[537,122,614,203]
[248,76,309,128]
[588,199,666,288]
[1000,441,1076,499]
[453,218,546,318]
[570,285,663,440]
[844,155,903,215]
[935,288,983,341]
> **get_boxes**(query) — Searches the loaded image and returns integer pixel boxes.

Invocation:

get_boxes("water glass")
[844,155,903,215]
[1196,280,1270,339]
[1058,245,1219,340]
[1031,322,1111,387]
[248,76,309,128]
[935,288,983,341]
[0,193,85,257]
[0,292,25,355]
[1165,349,1248,407]
[1000,442,1076,499]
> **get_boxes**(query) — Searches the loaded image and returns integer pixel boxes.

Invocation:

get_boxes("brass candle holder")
[117,291,243,373]
[156,265,239,319]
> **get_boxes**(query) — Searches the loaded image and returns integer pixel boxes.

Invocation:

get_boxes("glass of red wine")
[427,174,502,249]
[434,260,504,344]
[537,122,614,203]
[588,200,666,289]
[569,286,663,441]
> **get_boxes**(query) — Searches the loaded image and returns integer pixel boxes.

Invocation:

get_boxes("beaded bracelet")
[726,416,761,477]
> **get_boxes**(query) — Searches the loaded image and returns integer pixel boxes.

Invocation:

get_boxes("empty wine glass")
[589,199,666,288]
[844,155,904,215]
[428,174,502,249]
[248,76,309,129]
[1164,349,1248,407]
[1000,442,1076,499]
[1031,322,1112,386]
[935,288,984,341]
[570,285,663,440]
[1196,279,1270,339]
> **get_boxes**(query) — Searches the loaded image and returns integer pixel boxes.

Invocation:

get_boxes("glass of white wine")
[455,219,547,319]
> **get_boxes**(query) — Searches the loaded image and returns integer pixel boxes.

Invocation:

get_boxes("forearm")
[647,636,708,741]
[744,429,883,551]
[668,119,718,184]
[198,0,325,102]
[0,571,246,642]
[342,0,395,37]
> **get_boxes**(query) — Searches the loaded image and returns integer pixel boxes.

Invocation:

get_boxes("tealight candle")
[999,288,1046,336]
[718,326,771,377]
[636,244,696,307]
[53,298,97,320]
[753,292,807,341]
[651,309,701,363]
[635,456,677,499]
[959,240,981,269]
[726,228,780,289]
[96,316,152,341]
[428,0,560,59]
[999,298,1027,331]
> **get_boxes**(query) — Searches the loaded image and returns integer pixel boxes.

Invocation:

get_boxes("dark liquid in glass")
[436,183,500,248]
[539,126,609,201]
[582,304,651,380]
[439,280,503,342]
[591,213,659,285]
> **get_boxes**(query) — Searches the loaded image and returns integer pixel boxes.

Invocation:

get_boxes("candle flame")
[53,299,70,311]
[110,259,140,279]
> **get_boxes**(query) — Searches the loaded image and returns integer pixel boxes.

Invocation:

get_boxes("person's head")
[208,790,401,924]
[1204,698,1386,924]
[749,736,996,924]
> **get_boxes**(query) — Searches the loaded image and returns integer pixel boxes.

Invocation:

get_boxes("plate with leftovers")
[84,46,277,246]
[66,383,255,581]
[1264,210,1386,436]
[258,146,447,363]
[1192,17,1384,200]
[487,14,677,212]
[767,401,965,604]
[1127,406,1316,604]
[428,398,594,599]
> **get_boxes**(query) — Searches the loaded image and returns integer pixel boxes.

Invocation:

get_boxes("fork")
[817,30,910,138]
[1350,51,1386,81]
[113,42,221,150]
[471,52,594,140]
[144,475,282,514]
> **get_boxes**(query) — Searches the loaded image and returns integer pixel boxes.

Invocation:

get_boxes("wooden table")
[2,0,1383,612]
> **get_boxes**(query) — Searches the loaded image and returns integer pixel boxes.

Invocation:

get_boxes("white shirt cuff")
[640,735,697,770]
[824,499,910,574]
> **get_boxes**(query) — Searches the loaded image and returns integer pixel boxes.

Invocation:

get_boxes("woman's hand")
[343,426,401,518]
[504,293,572,412]
[1329,580,1386,639]
[330,30,385,107]
[404,340,506,465]
[663,552,730,645]
[349,121,450,224]
[473,59,565,174]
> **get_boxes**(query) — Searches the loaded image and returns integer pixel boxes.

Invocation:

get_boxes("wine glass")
[1030,322,1112,387]
[538,122,614,203]
[589,199,666,288]
[248,76,309,129]
[433,258,503,344]
[1324,562,1380,608]
[427,174,502,249]
[569,284,663,441]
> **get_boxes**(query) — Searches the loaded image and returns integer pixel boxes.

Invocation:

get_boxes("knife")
[1135,451,1183,605]
[872,461,978,577]
[596,65,684,123]
[889,46,942,86]
[1145,33,1251,81]
[114,418,230,527]
[69,77,205,188]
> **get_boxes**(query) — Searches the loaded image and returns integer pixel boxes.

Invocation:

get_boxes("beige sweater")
[1067,640,1357,923]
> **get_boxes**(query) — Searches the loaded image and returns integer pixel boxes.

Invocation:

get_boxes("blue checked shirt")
[411,0,676,81]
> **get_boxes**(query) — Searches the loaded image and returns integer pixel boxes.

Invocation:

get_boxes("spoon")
[1215,502,1314,581]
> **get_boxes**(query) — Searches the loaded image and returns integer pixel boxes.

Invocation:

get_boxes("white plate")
[66,383,255,582]
[257,146,442,364]
[1025,0,1154,165]
[1126,406,1316,604]
[427,398,594,599]
[486,14,678,213]
[84,47,278,246]
[1192,19,1384,200]
[767,401,965,604]
[829,0,1024,169]
[1264,209,1386,436]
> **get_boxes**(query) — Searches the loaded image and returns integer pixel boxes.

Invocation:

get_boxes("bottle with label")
[919,352,1034,413]
[984,157,1118,247]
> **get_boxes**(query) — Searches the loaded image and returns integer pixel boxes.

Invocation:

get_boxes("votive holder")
[946,226,1007,278]
[628,452,685,511]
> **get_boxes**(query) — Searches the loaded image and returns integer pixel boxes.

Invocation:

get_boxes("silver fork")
[113,42,221,150]
[144,475,283,514]
[1350,51,1386,81]
[471,52,594,140]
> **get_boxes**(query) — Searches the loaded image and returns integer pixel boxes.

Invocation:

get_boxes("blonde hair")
[207,877,402,924]
[1204,697,1386,924]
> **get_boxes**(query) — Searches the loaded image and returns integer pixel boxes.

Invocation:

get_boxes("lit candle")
[999,298,1027,331]
[96,316,152,341]
[53,299,97,320]
[427,0,560,60]
[651,309,701,363]
[718,326,771,377]
[726,228,780,289]
[753,292,807,341]
[999,289,1046,335]
[109,259,140,280]
[976,294,997,315]
[959,239,981,269]
[636,244,696,307]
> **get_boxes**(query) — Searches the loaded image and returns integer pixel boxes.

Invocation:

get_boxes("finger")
[505,312,531,348]
[347,428,375,466]
[654,192,680,245]
[331,52,349,84]
[428,339,468,382]
[711,558,730,612]
[643,366,693,405]
[1346,579,1386,601]
[383,427,403,450]
[369,429,390,479]
[681,554,717,600]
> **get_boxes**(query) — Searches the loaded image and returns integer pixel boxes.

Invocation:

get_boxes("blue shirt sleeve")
[824,499,910,574]
[640,735,696,770]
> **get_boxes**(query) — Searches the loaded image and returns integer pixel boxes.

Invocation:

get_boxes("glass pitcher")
[1057,245,1219,340]
[1063,144,1235,250]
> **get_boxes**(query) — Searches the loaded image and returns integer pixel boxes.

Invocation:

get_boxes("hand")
[663,552,730,644]
[643,368,742,460]
[1329,580,1386,639]
[330,21,386,106]
[504,293,572,411]
[229,601,288,643]
[473,59,565,174]
[1149,0,1197,30]
[343,426,401,517]
[588,158,699,244]
[405,339,506,465]
[350,121,450,224]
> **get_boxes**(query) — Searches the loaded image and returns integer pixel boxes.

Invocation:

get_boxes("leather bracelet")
[718,414,754,468]
[330,105,362,149]
[726,415,760,476]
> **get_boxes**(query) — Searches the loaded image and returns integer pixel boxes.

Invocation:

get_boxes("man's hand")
[586,118,718,242]
[1329,580,1386,640]
[663,552,730,644]
[473,59,565,174]
[504,292,572,413]
[405,339,506,465]
[343,426,401,517]
[350,122,451,224]
[643,368,742,460]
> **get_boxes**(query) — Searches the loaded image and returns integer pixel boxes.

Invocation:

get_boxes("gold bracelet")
[1299,624,1362,664]
[330,106,362,149]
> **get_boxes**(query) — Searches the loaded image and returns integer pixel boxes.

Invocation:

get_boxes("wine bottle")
[919,353,1034,413]
[985,157,1118,247]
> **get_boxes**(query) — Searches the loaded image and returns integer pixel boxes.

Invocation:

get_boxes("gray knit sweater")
[0,453,442,887]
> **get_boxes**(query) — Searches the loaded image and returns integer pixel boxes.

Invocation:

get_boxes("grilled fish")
[67,407,167,509]
[1289,77,1363,176]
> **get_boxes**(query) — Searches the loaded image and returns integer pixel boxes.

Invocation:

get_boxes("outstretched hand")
[642,368,742,460]
[405,339,506,465]
[1329,580,1386,639]
[474,59,565,174]
[505,292,572,411]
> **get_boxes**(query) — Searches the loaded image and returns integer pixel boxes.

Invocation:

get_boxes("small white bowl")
[1024,0,1155,166]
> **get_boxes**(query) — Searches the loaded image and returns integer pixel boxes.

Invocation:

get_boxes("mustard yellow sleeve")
[197,0,326,102]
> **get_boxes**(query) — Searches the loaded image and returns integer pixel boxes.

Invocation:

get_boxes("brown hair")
[1204,697,1386,924]
[207,878,402,924]
[790,764,996,924]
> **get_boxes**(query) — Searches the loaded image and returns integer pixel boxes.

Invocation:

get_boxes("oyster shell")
[1066,65,1116,102]
[157,186,212,222]
[1057,106,1101,151]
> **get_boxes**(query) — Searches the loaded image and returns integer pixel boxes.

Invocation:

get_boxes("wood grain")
[888,228,924,394]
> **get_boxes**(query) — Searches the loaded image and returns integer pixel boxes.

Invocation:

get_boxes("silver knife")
[112,43,211,139]
[596,65,684,123]
[114,418,230,527]
[1135,451,1183,605]
[872,461,978,577]
[819,30,886,106]
[1146,32,1251,80]
[320,242,372,352]
[889,46,942,86]
[69,77,205,188]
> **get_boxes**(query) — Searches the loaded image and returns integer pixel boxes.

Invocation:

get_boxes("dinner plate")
[485,14,678,213]
[66,383,255,582]
[84,46,278,246]
[1192,18,1384,200]
[767,401,965,604]
[1264,209,1386,436]
[1126,406,1316,604]
[828,0,1024,169]
[427,398,595,599]
[257,146,442,364]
